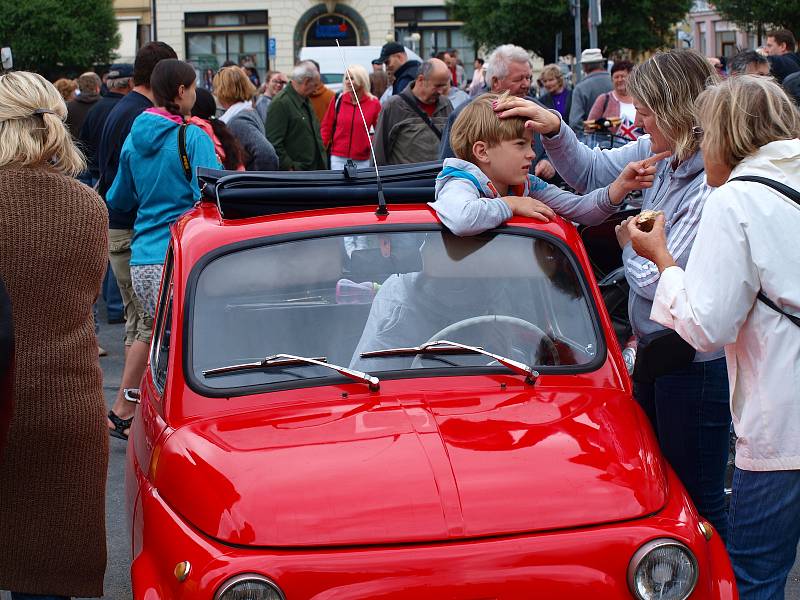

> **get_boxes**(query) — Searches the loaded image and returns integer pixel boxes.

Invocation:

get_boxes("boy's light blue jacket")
[431,158,618,237]
[107,110,220,265]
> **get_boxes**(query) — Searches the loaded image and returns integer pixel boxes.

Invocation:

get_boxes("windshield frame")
[182,224,609,398]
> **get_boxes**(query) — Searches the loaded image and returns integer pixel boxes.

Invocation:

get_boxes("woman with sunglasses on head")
[494,49,732,540]
[629,75,800,599]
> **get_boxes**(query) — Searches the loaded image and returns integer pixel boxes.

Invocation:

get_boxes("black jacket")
[392,60,421,96]
[768,53,800,83]
[79,92,124,180]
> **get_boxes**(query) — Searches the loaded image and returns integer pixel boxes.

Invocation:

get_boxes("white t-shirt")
[619,100,636,125]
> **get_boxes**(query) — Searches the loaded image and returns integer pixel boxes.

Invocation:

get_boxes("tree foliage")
[448,0,692,62]
[0,0,120,78]
[713,0,800,39]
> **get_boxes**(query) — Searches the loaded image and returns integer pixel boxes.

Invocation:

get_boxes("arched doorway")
[294,4,369,60]
[305,14,358,47]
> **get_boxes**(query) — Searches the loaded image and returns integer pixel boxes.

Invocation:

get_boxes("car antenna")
[335,40,388,216]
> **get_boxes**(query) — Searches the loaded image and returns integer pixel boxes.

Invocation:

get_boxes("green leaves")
[447,0,693,61]
[0,0,120,78]
[714,0,800,36]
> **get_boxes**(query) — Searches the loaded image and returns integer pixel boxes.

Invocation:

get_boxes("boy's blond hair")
[449,92,528,163]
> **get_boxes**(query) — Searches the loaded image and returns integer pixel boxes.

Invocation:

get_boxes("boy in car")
[432,92,667,236]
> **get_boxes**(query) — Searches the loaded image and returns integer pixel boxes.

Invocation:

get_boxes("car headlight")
[627,538,698,600]
[214,573,285,600]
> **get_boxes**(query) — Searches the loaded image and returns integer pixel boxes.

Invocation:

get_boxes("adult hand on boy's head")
[502,196,555,222]
[493,97,561,136]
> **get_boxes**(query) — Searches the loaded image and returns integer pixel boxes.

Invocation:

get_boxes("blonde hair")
[213,66,257,105]
[450,92,528,163]
[53,78,78,101]
[627,49,719,163]
[0,71,86,176]
[696,75,800,168]
[540,64,564,86]
[344,64,372,98]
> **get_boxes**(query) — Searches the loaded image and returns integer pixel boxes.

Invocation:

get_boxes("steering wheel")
[410,315,560,368]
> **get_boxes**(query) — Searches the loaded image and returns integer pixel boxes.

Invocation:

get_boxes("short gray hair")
[291,61,318,83]
[729,50,769,76]
[77,72,102,96]
[485,44,531,84]
[418,58,438,80]
[108,76,132,90]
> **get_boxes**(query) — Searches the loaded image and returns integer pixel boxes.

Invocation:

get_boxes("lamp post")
[572,0,582,83]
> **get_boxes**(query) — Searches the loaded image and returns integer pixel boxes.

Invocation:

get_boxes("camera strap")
[178,122,192,182]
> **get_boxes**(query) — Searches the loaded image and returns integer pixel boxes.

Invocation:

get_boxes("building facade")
[134,0,474,79]
[686,1,755,58]
[113,0,152,63]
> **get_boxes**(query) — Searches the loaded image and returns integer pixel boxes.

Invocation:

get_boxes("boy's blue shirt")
[431,158,618,237]
[107,111,220,265]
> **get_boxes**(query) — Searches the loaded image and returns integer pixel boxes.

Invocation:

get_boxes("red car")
[125,164,736,599]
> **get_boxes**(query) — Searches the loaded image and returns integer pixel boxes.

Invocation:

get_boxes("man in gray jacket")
[569,48,613,133]
[373,58,453,165]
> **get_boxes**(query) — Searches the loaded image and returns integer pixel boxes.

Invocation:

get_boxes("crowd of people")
[1,27,799,600]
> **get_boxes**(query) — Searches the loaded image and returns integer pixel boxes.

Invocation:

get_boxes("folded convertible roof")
[198,161,442,219]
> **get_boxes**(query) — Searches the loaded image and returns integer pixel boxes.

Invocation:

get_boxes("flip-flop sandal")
[108,410,133,441]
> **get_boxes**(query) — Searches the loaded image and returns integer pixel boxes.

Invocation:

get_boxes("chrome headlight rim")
[213,572,286,600]
[627,537,699,600]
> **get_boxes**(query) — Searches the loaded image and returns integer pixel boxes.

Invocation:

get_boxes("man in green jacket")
[266,61,327,170]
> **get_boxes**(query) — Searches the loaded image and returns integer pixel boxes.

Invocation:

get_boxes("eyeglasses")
[272,78,287,86]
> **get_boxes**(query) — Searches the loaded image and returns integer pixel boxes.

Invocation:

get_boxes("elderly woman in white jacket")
[629,75,800,600]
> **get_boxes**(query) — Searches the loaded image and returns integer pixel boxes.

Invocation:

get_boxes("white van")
[299,45,422,92]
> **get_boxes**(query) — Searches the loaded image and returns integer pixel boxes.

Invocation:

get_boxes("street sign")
[268,37,276,57]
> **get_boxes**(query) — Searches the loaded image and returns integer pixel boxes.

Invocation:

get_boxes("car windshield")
[190,230,601,390]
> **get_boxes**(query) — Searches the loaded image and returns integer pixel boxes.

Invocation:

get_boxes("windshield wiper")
[360,340,539,385]
[203,354,380,391]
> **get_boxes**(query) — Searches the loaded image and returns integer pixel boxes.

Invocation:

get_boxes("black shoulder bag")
[398,92,442,140]
[178,122,192,182]
[729,175,800,328]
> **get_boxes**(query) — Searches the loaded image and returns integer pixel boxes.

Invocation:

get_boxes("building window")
[394,6,475,79]
[304,14,359,47]
[716,29,737,58]
[185,11,269,76]
[697,22,707,55]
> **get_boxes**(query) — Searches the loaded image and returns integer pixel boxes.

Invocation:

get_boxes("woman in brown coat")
[0,71,108,599]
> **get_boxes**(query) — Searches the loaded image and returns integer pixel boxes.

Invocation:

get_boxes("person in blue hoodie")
[107,59,220,318]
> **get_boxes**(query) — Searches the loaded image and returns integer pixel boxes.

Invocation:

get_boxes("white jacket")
[650,140,800,471]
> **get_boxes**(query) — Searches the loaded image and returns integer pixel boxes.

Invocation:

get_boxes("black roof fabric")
[198,161,441,219]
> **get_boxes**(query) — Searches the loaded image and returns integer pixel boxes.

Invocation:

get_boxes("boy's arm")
[532,180,618,226]
[432,178,512,237]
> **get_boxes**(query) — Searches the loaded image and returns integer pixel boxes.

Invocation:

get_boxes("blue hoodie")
[107,110,220,265]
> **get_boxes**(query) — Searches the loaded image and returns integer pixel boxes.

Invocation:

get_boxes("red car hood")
[155,384,667,547]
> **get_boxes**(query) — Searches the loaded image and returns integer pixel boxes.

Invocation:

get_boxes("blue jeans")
[634,356,731,540]
[11,594,69,600]
[728,468,800,599]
